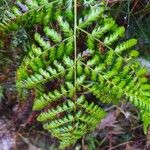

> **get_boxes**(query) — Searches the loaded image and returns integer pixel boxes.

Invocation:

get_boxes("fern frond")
[14,0,150,148]
[115,39,138,53]
[141,111,150,134]
[0,0,64,34]
[37,100,74,122]
[79,6,104,29]
[17,56,74,88]
[43,114,74,130]
[33,75,85,110]
[104,26,125,45]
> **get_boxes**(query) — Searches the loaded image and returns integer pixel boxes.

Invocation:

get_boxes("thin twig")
[98,137,107,148]
[131,124,143,130]
[111,139,146,150]
[82,136,85,150]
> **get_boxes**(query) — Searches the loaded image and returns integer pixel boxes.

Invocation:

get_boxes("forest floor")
[0,0,150,150]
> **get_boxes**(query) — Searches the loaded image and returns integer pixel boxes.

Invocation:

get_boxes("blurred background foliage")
[108,0,150,59]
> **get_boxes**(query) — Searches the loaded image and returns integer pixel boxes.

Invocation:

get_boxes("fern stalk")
[73,0,78,129]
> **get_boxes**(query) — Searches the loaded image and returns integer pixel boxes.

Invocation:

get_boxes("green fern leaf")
[11,0,150,149]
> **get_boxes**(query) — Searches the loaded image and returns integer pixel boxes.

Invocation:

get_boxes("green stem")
[73,0,77,128]
[74,0,77,100]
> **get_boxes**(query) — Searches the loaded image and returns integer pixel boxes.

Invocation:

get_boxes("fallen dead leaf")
[98,111,117,130]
